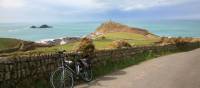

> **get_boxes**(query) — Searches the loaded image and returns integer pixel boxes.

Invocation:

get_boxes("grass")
[42,32,158,50]
[34,42,80,52]
[33,32,158,52]
[93,32,159,48]
[0,38,21,50]
[0,32,160,56]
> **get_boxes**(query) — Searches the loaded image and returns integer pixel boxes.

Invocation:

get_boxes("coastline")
[1,20,200,41]
[36,36,81,45]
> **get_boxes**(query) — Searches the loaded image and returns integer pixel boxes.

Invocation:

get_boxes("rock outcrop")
[38,37,81,45]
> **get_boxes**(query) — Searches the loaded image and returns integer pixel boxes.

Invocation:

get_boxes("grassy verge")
[92,46,191,78]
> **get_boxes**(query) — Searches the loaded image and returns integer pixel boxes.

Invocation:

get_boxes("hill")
[94,21,157,37]
[89,21,160,48]
[0,38,52,54]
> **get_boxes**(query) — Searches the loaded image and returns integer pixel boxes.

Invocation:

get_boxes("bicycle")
[50,50,93,88]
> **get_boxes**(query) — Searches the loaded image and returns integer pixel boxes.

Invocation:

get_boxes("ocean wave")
[8,29,18,32]
[36,36,81,45]
[36,39,55,43]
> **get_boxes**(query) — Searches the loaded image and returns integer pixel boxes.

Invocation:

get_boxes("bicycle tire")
[80,65,93,82]
[51,68,74,88]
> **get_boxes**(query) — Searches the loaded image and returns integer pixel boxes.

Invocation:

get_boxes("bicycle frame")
[59,54,81,78]
[57,51,91,81]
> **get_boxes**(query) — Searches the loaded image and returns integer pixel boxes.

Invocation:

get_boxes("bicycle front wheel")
[51,68,74,88]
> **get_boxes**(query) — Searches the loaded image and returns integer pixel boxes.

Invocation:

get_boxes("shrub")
[110,40,132,49]
[95,36,106,40]
[157,37,176,45]
[157,37,198,46]
[100,36,106,40]
[76,37,95,56]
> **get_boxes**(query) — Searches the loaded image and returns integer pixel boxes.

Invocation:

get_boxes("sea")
[0,20,200,42]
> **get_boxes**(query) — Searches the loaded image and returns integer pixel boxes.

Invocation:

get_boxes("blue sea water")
[0,20,200,41]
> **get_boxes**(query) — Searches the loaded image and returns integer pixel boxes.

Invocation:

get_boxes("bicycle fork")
[76,63,80,75]
[61,67,66,88]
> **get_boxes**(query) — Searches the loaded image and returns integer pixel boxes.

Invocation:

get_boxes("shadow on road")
[78,70,126,88]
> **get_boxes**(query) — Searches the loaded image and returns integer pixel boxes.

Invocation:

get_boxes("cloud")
[0,0,26,9]
[24,0,191,15]
[41,0,106,10]
[0,0,189,11]
[0,0,198,22]
[117,0,189,11]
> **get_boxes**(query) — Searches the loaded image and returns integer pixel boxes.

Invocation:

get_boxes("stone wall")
[0,42,199,88]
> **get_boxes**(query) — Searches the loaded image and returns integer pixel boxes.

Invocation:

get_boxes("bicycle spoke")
[51,68,73,88]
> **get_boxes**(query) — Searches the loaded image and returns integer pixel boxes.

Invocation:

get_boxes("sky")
[0,0,200,22]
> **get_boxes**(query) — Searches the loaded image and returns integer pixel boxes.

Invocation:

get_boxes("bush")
[99,36,106,40]
[95,36,106,40]
[110,40,132,49]
[157,37,176,45]
[76,37,95,56]
[157,37,198,46]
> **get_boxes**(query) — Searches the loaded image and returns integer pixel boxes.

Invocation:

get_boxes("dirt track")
[76,48,200,88]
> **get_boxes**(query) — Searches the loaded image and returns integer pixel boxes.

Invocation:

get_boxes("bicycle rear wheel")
[80,65,93,82]
[51,68,74,88]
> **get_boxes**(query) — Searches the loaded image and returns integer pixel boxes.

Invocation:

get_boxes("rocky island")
[30,24,52,28]
[39,24,52,28]
[30,26,37,28]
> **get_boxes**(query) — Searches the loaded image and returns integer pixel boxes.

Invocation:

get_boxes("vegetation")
[109,40,132,48]
[157,37,200,46]
[93,50,160,77]
[0,32,159,57]
[93,42,200,77]
[0,38,21,50]
[93,32,159,48]
[76,37,95,56]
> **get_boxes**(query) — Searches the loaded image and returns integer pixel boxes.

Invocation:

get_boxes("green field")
[0,32,160,56]
[32,32,159,53]
[93,32,159,48]
[0,38,21,50]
